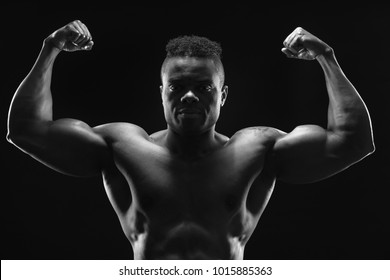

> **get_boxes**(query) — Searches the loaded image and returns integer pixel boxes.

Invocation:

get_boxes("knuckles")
[294,27,304,34]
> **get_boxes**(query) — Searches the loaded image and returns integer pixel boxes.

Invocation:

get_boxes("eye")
[168,84,182,92]
[199,84,213,92]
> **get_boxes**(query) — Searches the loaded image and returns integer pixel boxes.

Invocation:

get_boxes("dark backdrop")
[2,3,389,259]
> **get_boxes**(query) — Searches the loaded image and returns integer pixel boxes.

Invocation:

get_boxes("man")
[7,20,375,259]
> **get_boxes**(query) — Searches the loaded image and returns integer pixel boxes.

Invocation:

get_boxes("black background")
[2,3,389,259]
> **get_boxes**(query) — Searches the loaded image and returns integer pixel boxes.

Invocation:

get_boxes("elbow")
[7,117,20,145]
[340,124,376,160]
[365,141,376,156]
[6,127,15,144]
[337,132,375,163]
[7,118,35,147]
[6,130,22,147]
[361,131,376,156]
[359,144,375,160]
[6,121,20,145]
[6,133,12,144]
[350,137,375,161]
[6,124,29,148]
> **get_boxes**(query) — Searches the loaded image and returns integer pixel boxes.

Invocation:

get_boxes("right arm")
[7,20,109,177]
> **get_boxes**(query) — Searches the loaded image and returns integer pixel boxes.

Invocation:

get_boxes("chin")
[168,122,205,136]
[177,126,205,136]
[169,120,201,134]
[167,116,216,136]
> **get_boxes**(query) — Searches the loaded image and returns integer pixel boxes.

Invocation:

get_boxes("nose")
[181,91,199,104]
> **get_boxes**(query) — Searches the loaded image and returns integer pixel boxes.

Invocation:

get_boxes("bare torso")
[97,123,279,259]
[5,21,374,261]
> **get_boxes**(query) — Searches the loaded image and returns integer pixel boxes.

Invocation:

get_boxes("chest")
[111,139,268,220]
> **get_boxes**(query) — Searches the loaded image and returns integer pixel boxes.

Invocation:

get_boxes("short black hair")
[161,35,225,86]
[165,35,222,59]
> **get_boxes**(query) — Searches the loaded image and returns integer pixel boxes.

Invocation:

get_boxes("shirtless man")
[7,20,375,259]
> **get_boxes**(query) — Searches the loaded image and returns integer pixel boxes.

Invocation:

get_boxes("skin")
[7,21,375,259]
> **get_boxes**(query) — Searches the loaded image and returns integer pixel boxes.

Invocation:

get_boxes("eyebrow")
[168,77,213,84]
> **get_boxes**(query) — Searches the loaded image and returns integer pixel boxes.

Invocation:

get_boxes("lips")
[177,108,202,114]
[177,108,203,118]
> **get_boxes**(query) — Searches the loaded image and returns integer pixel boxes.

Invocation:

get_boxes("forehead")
[162,57,220,82]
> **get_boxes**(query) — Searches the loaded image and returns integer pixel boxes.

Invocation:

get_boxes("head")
[160,35,228,135]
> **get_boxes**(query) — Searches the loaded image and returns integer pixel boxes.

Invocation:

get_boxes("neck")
[164,126,222,159]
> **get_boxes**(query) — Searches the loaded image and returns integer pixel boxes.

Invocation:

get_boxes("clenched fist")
[281,27,332,60]
[45,20,94,52]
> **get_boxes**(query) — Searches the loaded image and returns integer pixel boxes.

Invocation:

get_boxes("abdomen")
[143,221,234,259]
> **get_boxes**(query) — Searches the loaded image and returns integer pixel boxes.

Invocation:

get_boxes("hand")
[45,20,94,52]
[281,27,332,60]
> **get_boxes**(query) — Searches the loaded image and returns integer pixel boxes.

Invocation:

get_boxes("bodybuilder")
[7,20,375,259]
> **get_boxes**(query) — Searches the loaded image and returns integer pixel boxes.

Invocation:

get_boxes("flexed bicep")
[11,118,110,177]
[274,27,374,184]
[271,125,360,184]
[7,20,108,177]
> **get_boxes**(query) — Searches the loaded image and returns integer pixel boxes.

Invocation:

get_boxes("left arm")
[272,27,375,184]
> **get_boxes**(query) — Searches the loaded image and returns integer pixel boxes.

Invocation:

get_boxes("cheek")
[207,99,221,119]
[209,93,222,109]
[162,94,173,109]
[161,96,177,121]
[212,104,221,117]
[162,101,172,117]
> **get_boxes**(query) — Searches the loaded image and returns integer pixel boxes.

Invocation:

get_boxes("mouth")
[177,108,203,118]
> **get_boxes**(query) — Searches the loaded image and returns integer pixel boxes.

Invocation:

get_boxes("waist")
[140,222,235,259]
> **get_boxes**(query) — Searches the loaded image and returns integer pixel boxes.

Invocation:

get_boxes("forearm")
[317,50,375,153]
[7,42,61,138]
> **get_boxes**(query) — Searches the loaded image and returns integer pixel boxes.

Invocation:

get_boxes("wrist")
[33,40,62,68]
[43,37,62,54]
[316,46,334,62]
[316,47,343,76]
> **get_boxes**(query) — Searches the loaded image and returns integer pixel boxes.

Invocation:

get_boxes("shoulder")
[231,126,286,145]
[215,132,230,145]
[149,129,167,143]
[93,122,150,143]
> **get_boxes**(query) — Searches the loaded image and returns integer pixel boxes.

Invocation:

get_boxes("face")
[160,57,228,135]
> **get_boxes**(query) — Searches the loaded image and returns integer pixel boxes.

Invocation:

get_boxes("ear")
[220,85,228,107]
